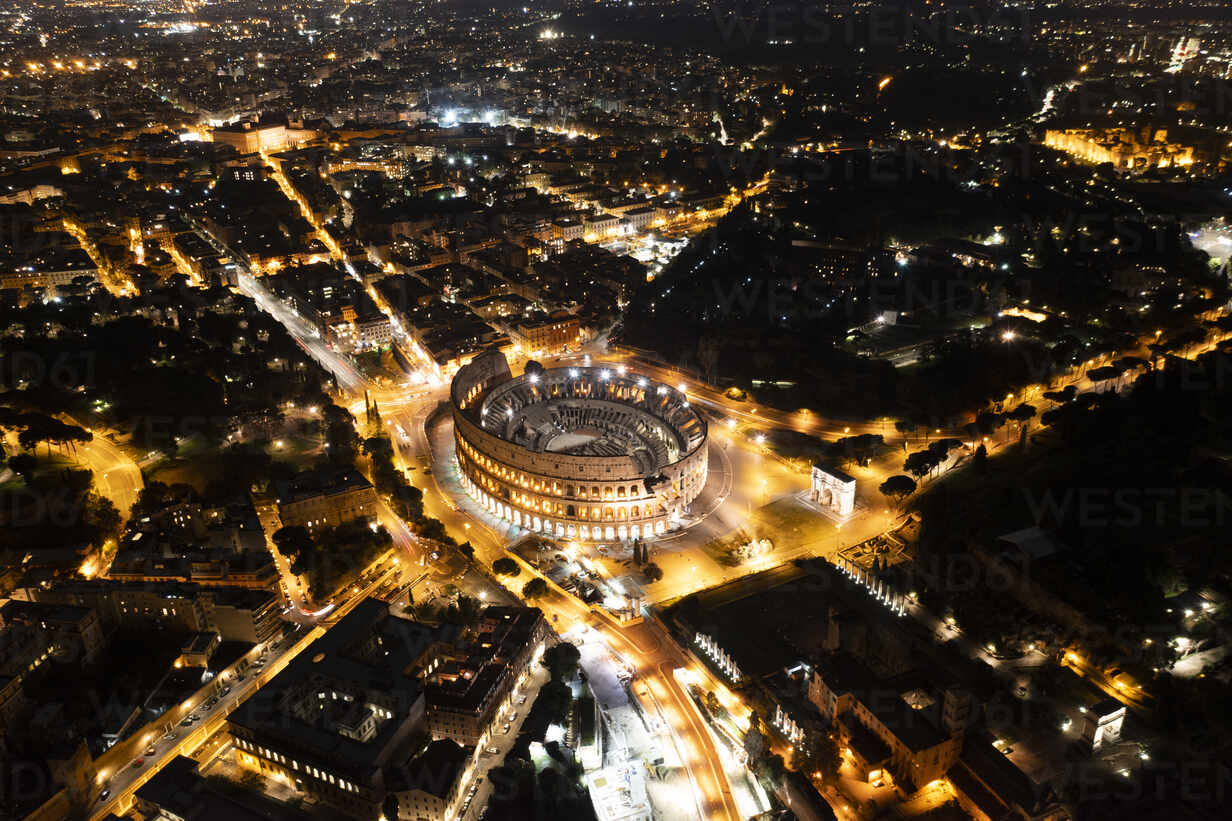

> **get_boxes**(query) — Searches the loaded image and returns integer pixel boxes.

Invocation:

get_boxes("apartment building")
[807,652,963,791]
[275,469,380,529]
[26,580,281,644]
[425,607,548,747]
[509,311,582,356]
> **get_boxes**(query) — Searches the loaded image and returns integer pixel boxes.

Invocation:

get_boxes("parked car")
[486,746,498,755]
[97,789,111,803]
[145,745,156,756]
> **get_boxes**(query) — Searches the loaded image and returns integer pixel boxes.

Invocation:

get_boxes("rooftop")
[228,598,435,782]
[427,607,544,715]
[276,468,374,505]
[135,755,315,821]
[389,738,467,799]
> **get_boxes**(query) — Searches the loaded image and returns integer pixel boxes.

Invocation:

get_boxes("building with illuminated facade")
[451,350,708,542]
[1043,126,1195,171]
[426,607,547,747]
[275,468,380,530]
[510,311,584,356]
[226,599,546,820]
[227,599,433,819]
[24,579,281,645]
[807,652,963,790]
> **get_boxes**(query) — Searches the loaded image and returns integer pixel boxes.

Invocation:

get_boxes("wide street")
[89,565,398,819]
[72,425,144,517]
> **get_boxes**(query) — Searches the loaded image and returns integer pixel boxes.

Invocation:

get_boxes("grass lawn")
[764,429,827,465]
[268,430,323,470]
[1,452,76,490]
[142,427,321,490]
[144,458,218,491]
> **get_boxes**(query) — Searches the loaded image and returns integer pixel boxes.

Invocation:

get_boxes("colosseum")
[450,350,709,542]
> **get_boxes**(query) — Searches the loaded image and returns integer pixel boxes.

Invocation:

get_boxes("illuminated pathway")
[61,215,133,296]
[232,268,366,391]
[73,427,143,518]
[261,151,344,261]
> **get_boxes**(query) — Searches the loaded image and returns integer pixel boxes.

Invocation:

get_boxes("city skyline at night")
[1,3,1231,821]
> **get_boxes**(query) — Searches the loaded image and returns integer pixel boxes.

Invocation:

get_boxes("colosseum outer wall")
[450,353,708,542]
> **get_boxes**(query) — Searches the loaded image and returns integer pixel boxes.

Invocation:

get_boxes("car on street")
[132,758,144,769]
[145,745,156,756]
[486,746,498,755]
[502,723,511,734]
[97,789,111,803]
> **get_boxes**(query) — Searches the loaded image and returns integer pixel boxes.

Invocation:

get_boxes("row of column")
[459,468,668,543]
[695,631,743,683]
[833,555,907,616]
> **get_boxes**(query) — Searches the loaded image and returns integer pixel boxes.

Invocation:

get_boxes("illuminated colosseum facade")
[451,350,709,542]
